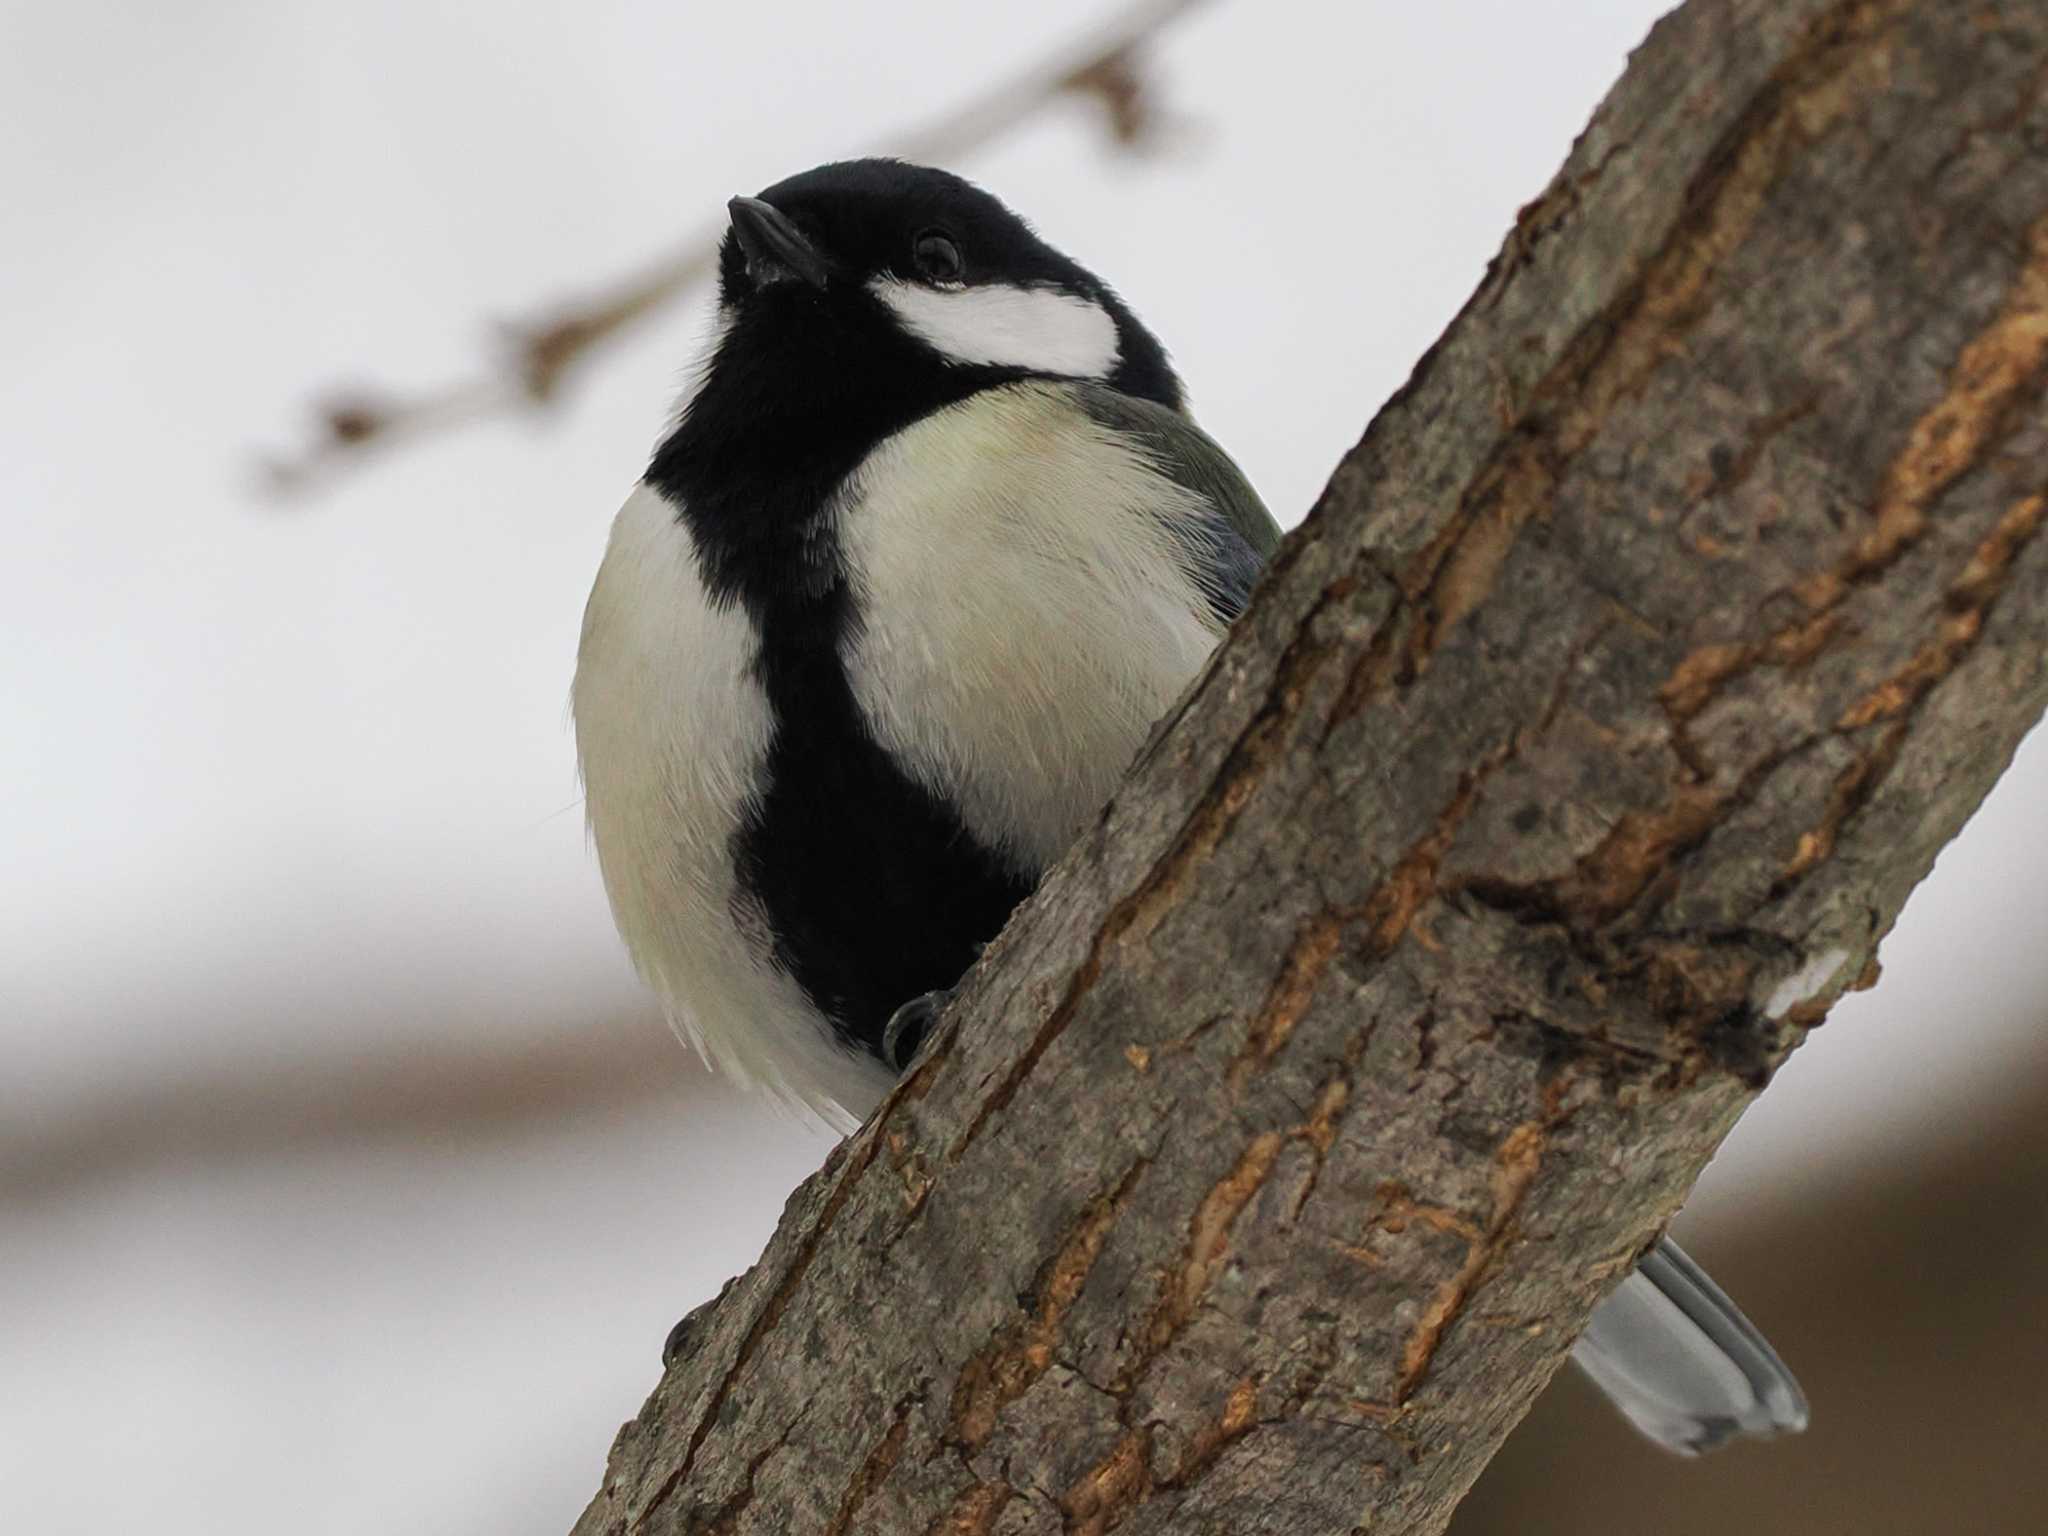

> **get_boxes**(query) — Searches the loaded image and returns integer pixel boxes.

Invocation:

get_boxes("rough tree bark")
[572,1,2048,1531]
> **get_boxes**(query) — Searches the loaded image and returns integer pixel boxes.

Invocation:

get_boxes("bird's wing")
[1072,382,1282,626]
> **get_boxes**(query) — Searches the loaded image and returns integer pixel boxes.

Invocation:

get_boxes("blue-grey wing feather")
[1072,382,1281,625]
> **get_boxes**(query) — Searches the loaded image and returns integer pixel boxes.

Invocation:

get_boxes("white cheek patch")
[871,277,1121,379]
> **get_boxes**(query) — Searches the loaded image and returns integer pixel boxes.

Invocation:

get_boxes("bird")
[570,157,1809,1455]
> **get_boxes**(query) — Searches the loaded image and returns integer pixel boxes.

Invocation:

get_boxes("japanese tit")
[571,158,1807,1454]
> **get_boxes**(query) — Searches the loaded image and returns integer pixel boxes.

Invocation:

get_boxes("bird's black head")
[648,160,1181,609]
[707,159,1181,415]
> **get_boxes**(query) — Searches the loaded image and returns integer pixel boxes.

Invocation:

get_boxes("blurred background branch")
[258,0,1211,496]
[0,1020,677,1207]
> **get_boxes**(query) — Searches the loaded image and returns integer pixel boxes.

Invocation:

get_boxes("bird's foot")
[881,986,955,1072]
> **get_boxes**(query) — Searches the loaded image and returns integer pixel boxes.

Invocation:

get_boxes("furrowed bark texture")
[574,2,2048,1532]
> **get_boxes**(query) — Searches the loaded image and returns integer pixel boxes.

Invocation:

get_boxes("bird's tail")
[1569,1236,1810,1455]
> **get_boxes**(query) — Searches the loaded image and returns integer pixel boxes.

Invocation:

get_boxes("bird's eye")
[913,231,964,286]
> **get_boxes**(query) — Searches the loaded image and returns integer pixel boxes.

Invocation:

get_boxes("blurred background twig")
[258,0,1210,496]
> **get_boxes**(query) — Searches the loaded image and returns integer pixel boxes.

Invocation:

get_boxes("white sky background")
[3,2,2043,1532]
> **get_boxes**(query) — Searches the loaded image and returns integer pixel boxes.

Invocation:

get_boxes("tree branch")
[573,1,2048,1531]
[257,0,1211,497]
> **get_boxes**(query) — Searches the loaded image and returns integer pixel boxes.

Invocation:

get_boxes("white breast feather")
[841,383,1225,874]
[573,483,889,1125]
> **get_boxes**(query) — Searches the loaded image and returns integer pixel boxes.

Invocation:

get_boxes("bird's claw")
[882,986,954,1072]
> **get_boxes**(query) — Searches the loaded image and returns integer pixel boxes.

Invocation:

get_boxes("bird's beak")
[727,196,830,290]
